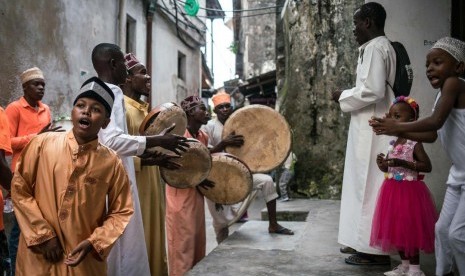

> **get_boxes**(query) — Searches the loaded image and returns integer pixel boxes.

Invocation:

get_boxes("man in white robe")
[331,2,395,265]
[92,43,188,276]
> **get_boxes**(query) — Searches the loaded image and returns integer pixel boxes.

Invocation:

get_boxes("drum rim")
[221,104,292,173]
[200,152,253,204]
[159,138,212,189]
[138,102,183,135]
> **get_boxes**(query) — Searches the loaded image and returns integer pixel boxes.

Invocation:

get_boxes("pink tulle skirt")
[370,179,438,257]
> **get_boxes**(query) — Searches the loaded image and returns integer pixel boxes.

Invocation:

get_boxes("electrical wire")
[156,3,206,35]
[177,0,283,13]
[195,11,281,19]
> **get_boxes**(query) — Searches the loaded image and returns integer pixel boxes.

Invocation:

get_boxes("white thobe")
[337,36,396,255]
[98,83,151,276]
[434,90,465,275]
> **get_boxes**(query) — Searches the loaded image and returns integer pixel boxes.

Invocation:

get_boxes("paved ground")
[195,197,437,276]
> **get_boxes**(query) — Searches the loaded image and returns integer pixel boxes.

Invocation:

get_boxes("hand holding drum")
[222,105,292,173]
[139,102,189,155]
[159,138,212,189]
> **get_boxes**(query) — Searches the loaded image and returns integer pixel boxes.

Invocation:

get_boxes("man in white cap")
[91,43,188,276]
[5,67,62,275]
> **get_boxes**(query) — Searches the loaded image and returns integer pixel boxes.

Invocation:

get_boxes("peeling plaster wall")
[238,0,276,79]
[0,0,146,120]
[279,0,362,199]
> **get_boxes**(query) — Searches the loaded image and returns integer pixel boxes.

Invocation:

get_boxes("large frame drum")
[160,138,212,189]
[199,153,253,205]
[222,104,292,173]
[139,102,187,136]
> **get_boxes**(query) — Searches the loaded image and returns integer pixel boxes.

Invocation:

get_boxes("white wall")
[151,13,202,106]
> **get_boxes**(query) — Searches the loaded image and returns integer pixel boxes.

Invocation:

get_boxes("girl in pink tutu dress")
[370,96,438,276]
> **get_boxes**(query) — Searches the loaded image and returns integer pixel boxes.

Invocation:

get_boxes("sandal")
[269,226,294,235]
[344,253,390,266]
[340,246,357,254]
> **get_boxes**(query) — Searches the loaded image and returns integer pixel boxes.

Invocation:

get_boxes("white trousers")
[435,184,465,275]
[207,173,278,243]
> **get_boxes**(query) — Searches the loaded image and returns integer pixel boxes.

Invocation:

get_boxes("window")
[178,51,186,81]
[126,15,136,54]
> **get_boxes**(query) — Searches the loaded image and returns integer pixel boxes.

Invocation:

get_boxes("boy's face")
[189,104,209,125]
[426,48,463,89]
[71,97,110,144]
[23,78,45,103]
[214,102,232,123]
[112,51,129,86]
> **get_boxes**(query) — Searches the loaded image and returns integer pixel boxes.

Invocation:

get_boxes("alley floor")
[194,196,437,276]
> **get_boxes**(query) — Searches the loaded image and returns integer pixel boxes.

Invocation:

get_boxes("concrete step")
[190,200,391,276]
[261,198,312,221]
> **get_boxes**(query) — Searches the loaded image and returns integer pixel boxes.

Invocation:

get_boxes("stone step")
[261,198,313,221]
[189,200,391,276]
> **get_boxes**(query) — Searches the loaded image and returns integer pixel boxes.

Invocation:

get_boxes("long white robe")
[337,36,396,255]
[98,83,151,276]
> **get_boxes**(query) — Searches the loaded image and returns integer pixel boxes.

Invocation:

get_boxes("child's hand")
[376,153,386,166]
[385,158,405,167]
[64,240,93,267]
[31,237,63,263]
[376,153,388,172]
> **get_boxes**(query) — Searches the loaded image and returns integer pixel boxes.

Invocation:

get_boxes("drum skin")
[139,102,187,136]
[222,104,291,173]
[199,153,252,205]
[160,138,212,189]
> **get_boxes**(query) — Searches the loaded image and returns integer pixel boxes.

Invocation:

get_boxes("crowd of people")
[0,42,294,276]
[0,1,464,276]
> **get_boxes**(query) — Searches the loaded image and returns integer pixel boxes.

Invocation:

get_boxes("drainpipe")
[146,0,156,109]
[118,0,127,51]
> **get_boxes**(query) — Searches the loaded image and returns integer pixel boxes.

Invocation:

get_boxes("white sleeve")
[98,85,146,156]
[339,46,388,112]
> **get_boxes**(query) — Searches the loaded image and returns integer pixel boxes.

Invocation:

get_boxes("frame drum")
[139,102,187,136]
[199,153,252,205]
[222,105,291,173]
[160,138,212,189]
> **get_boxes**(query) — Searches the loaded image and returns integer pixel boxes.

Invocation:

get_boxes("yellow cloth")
[165,129,207,276]
[124,96,168,276]
[11,131,133,276]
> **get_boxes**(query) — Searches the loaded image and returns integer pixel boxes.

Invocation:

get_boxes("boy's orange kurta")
[11,131,134,276]
[165,130,208,276]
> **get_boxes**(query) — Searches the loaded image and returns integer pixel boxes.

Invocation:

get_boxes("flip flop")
[340,246,357,254]
[344,254,390,266]
[269,226,294,235]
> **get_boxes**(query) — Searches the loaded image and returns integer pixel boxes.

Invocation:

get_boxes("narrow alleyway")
[195,197,436,276]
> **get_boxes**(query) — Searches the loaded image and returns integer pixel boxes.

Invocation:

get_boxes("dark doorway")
[451,0,465,40]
